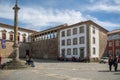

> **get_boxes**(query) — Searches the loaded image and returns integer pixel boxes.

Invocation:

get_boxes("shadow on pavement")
[98,70,110,72]
[98,70,120,73]
[114,72,120,75]
[20,58,86,63]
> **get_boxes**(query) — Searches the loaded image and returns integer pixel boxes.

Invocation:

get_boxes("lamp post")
[13,0,20,61]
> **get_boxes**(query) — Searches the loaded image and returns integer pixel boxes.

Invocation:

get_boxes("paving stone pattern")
[0,58,120,80]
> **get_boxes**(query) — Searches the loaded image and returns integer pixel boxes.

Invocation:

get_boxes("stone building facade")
[0,23,36,57]
[106,30,120,58]
[31,20,108,61]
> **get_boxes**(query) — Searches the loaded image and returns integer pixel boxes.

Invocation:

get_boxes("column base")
[0,59,28,69]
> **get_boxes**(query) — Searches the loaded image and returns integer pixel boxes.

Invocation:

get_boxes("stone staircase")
[0,60,28,69]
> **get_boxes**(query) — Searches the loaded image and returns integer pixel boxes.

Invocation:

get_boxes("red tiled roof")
[0,23,37,33]
[107,29,120,35]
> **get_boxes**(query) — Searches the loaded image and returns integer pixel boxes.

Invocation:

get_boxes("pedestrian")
[0,53,2,65]
[28,56,35,67]
[25,50,30,64]
[108,56,113,71]
[113,56,119,72]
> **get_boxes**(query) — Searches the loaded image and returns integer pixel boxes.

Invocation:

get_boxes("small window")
[18,36,20,41]
[73,38,77,45]
[67,48,71,55]
[109,42,112,47]
[79,26,84,33]
[73,48,78,55]
[61,31,65,37]
[93,27,95,34]
[67,39,71,45]
[23,36,26,42]
[73,28,77,35]
[10,34,13,41]
[116,40,120,46]
[61,49,65,57]
[93,37,95,44]
[93,48,96,55]
[2,33,6,39]
[67,29,71,36]
[79,37,84,44]
[62,40,65,46]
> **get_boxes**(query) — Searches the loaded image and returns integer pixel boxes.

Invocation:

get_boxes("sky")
[0,0,120,31]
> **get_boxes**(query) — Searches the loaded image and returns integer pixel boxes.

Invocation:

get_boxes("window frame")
[73,28,77,35]
[61,31,65,37]
[67,39,71,45]
[67,29,71,36]
[61,40,65,46]
[67,48,71,55]
[79,26,84,33]
[73,38,77,45]
[73,48,78,55]
[79,36,84,44]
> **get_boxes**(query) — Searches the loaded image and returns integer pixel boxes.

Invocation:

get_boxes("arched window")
[9,31,14,41]
[22,33,26,42]
[18,32,20,42]
[1,30,7,39]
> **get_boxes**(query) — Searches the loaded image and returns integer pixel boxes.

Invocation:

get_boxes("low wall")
[0,40,30,58]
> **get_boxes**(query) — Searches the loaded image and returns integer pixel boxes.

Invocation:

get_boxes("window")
[73,48,78,55]
[1,30,7,39]
[18,36,20,41]
[79,37,84,44]
[93,48,96,55]
[18,32,20,41]
[22,33,26,42]
[116,40,120,46]
[73,28,77,35]
[10,34,13,41]
[2,33,6,39]
[67,29,71,36]
[73,38,77,45]
[61,49,65,57]
[67,39,71,45]
[109,50,112,56]
[116,49,120,56]
[79,26,84,33]
[80,48,84,58]
[9,31,14,41]
[23,36,26,42]
[67,48,71,55]
[61,31,65,37]
[62,40,65,46]
[93,27,95,34]
[109,42,112,47]
[93,37,95,44]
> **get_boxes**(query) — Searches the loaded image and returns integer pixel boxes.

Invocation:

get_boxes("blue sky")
[0,0,120,31]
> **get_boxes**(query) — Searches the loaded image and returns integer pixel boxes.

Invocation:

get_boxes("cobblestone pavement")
[0,58,120,80]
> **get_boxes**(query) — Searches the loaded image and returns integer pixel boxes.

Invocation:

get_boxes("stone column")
[13,0,20,61]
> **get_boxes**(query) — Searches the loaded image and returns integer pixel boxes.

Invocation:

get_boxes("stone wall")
[30,38,58,59]
[99,30,108,58]
[0,41,14,58]
[0,40,30,58]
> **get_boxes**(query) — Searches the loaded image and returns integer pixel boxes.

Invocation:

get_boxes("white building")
[59,20,108,61]
[0,23,36,42]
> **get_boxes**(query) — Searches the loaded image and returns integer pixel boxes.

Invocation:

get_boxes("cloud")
[87,0,120,13]
[86,15,120,28]
[87,4,120,12]
[0,3,14,20]
[19,7,86,27]
[0,3,120,31]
